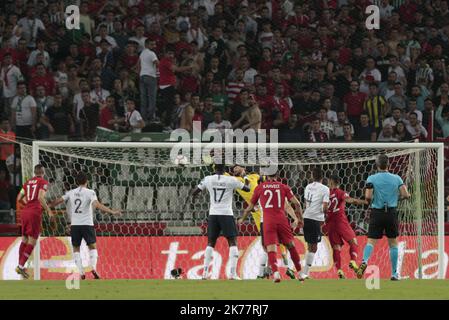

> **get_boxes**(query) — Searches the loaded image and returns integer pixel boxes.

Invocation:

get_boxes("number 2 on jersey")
[74,199,83,213]
[263,189,281,208]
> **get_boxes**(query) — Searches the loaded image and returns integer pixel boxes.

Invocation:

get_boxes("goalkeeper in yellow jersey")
[228,165,297,279]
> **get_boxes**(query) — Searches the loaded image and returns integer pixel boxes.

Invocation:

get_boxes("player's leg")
[386,210,400,280]
[277,221,301,280]
[85,226,100,279]
[358,210,383,278]
[222,216,240,280]
[71,226,85,279]
[302,219,321,279]
[257,221,269,279]
[327,222,345,278]
[266,244,280,282]
[338,220,359,274]
[226,236,240,280]
[203,215,219,279]
[332,245,345,278]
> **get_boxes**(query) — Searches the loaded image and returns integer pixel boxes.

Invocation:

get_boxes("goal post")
[24,141,445,280]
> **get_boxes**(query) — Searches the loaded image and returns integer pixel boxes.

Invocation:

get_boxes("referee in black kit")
[357,154,410,281]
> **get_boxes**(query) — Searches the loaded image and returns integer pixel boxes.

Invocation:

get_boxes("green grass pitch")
[0,279,448,300]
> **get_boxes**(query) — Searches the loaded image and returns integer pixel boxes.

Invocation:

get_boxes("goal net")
[20,142,445,280]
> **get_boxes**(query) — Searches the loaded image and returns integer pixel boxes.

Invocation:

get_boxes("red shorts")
[263,219,294,246]
[326,220,356,247]
[21,210,42,239]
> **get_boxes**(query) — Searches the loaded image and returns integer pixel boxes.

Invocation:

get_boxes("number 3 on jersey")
[263,189,281,209]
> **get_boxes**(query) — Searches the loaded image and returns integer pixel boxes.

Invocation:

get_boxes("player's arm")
[17,188,26,203]
[365,182,374,205]
[92,200,121,215]
[239,200,256,224]
[399,184,410,200]
[48,196,65,208]
[38,189,51,216]
[346,197,369,206]
[285,200,300,229]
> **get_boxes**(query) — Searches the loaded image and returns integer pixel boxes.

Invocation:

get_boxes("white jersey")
[198,174,245,216]
[303,182,330,221]
[63,187,98,226]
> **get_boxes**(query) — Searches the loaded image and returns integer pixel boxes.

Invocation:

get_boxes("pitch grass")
[0,279,448,300]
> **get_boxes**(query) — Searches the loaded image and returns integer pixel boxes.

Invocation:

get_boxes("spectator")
[308,118,328,142]
[379,71,398,100]
[180,93,199,133]
[377,124,398,142]
[359,56,382,94]
[394,121,413,142]
[279,114,303,143]
[364,83,388,134]
[406,99,423,123]
[341,123,354,142]
[334,111,354,140]
[0,119,15,170]
[355,113,377,142]
[10,81,37,141]
[0,168,11,210]
[138,39,159,123]
[343,80,366,125]
[79,90,100,140]
[406,112,428,140]
[435,104,449,138]
[29,63,56,96]
[233,95,262,130]
[383,107,407,128]
[318,107,334,140]
[0,53,23,118]
[123,99,145,134]
[207,110,232,135]
[387,82,408,112]
[41,93,74,141]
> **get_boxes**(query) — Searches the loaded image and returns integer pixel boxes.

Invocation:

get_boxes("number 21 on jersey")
[263,189,281,209]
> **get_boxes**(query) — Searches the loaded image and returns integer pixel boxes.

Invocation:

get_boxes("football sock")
[203,246,214,275]
[362,243,374,263]
[19,244,34,267]
[267,251,278,273]
[89,249,98,271]
[73,252,84,275]
[287,247,302,272]
[258,251,268,277]
[18,242,27,266]
[229,246,239,277]
[349,242,359,261]
[389,246,399,277]
[333,248,342,270]
[280,245,289,266]
[303,252,315,276]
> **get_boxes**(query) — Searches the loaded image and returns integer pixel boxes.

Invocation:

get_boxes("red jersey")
[327,188,350,224]
[159,57,176,87]
[22,176,48,214]
[251,181,294,224]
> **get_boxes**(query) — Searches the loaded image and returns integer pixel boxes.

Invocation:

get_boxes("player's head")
[312,167,323,182]
[376,154,389,171]
[214,163,226,174]
[329,174,340,188]
[34,164,45,177]
[76,172,88,186]
[231,165,246,177]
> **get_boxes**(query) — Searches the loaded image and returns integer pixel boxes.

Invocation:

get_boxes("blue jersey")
[366,172,404,209]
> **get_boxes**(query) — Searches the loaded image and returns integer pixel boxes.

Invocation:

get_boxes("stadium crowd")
[1,0,449,210]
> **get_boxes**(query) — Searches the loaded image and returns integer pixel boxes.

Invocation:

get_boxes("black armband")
[242,185,251,192]
[365,183,374,189]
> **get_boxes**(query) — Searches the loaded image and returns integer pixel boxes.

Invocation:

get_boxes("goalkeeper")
[228,164,297,279]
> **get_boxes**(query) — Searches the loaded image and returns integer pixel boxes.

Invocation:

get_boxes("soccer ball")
[173,154,189,166]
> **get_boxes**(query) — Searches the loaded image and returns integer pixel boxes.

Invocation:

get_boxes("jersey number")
[263,190,281,209]
[213,188,226,203]
[74,199,82,214]
[329,197,339,213]
[26,184,38,201]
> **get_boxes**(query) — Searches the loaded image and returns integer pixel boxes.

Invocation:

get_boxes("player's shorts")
[263,219,294,247]
[21,211,42,239]
[368,208,399,239]
[207,215,238,242]
[327,220,356,247]
[251,209,262,232]
[71,225,97,247]
[303,218,322,244]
